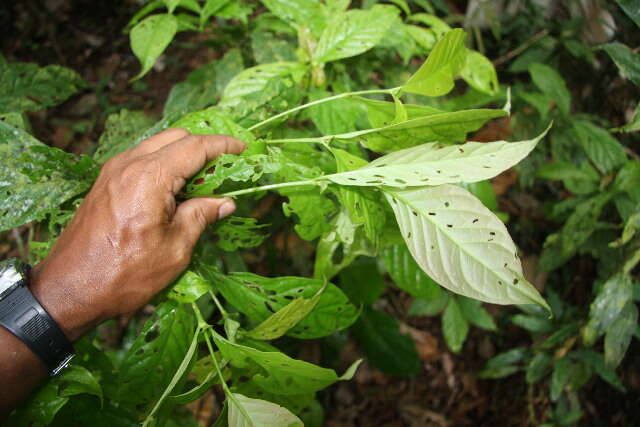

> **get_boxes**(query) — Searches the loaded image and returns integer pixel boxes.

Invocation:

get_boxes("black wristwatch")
[0,258,74,375]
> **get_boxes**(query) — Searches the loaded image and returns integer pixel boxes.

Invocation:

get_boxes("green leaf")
[228,394,303,427]
[116,301,197,408]
[602,42,640,87]
[49,395,138,427]
[528,63,571,115]
[354,96,442,127]
[351,307,421,376]
[384,184,550,311]
[573,349,626,392]
[245,286,323,340]
[94,110,155,162]
[351,107,507,152]
[383,244,441,299]
[408,293,450,316]
[169,270,212,303]
[612,102,640,133]
[328,128,546,187]
[478,347,529,379]
[7,381,69,426]
[219,62,308,128]
[442,297,469,353]
[457,296,496,331]
[260,0,327,37]
[0,54,84,114]
[213,216,269,252]
[551,357,571,401]
[511,314,553,333]
[408,13,451,38]
[604,301,638,368]
[205,270,358,339]
[201,0,231,24]
[0,122,93,231]
[615,0,640,26]
[571,120,627,175]
[536,161,600,195]
[461,50,499,95]
[583,274,634,345]
[130,14,178,80]
[251,31,298,65]
[338,257,386,305]
[402,28,467,97]
[164,48,244,117]
[406,24,436,51]
[57,365,103,402]
[332,148,387,246]
[211,330,358,394]
[313,5,399,64]
[526,353,552,384]
[309,89,362,135]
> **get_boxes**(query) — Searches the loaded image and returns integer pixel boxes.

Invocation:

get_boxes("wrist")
[29,262,104,342]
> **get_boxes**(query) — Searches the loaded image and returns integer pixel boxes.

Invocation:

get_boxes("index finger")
[153,133,246,187]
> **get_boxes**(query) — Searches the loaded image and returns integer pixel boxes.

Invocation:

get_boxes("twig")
[493,29,550,67]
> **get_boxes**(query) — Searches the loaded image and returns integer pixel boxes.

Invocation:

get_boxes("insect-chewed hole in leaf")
[366,180,382,184]
[348,177,357,181]
[375,163,387,168]
[444,202,450,207]
[354,201,362,213]
[483,165,491,169]
[284,295,294,300]
[264,301,275,313]
[498,280,503,285]
[296,288,304,293]
[472,218,479,223]
[430,245,435,250]
[265,289,276,296]
[205,166,216,174]
[513,278,519,285]
[373,174,384,178]
[407,232,412,239]
[145,328,159,342]
[436,170,442,174]
[194,178,205,185]
[504,263,508,268]
[490,232,496,236]
[459,148,464,153]
[204,120,212,127]
[446,224,453,228]
[412,211,418,216]
[428,212,436,216]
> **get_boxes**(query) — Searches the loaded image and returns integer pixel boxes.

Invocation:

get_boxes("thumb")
[173,197,236,246]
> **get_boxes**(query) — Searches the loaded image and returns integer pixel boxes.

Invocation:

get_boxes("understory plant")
[1,18,554,424]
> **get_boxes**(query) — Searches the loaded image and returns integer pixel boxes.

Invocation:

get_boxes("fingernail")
[218,199,235,219]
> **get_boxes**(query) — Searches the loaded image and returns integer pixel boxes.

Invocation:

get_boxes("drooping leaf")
[204,270,358,339]
[213,216,269,252]
[245,286,323,340]
[571,120,627,175]
[94,110,155,163]
[211,330,359,395]
[604,301,638,368]
[457,296,497,331]
[602,42,640,87]
[332,148,387,246]
[478,347,530,379]
[348,108,509,152]
[461,50,498,95]
[402,28,468,97]
[0,54,85,114]
[351,307,421,376]
[383,244,441,299]
[164,49,244,117]
[384,184,550,311]
[130,14,178,80]
[313,5,399,64]
[326,128,547,187]
[116,301,197,408]
[442,297,469,353]
[228,394,303,427]
[0,122,94,231]
[528,63,571,115]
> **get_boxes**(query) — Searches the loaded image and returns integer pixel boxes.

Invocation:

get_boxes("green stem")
[248,87,399,132]
[208,290,229,319]
[218,179,321,198]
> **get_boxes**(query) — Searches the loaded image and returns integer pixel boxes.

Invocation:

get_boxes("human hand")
[30,128,246,341]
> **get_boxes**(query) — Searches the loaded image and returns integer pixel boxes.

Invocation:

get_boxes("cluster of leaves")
[1,0,638,426]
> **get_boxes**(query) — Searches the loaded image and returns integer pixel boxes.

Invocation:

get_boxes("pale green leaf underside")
[384,184,550,311]
[326,127,548,187]
[313,5,399,64]
[130,14,178,79]
[245,292,321,340]
[228,393,303,427]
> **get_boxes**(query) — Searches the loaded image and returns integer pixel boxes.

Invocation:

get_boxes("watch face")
[0,260,24,297]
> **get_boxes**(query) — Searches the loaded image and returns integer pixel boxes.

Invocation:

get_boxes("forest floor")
[1,1,639,426]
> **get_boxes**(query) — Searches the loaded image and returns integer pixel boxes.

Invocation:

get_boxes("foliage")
[1,0,639,425]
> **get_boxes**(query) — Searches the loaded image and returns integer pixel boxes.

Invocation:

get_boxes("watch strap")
[0,284,75,376]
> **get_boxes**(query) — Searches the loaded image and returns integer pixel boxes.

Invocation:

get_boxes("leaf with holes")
[313,5,399,64]
[228,393,303,427]
[130,14,178,80]
[245,286,323,340]
[168,270,212,304]
[341,108,508,152]
[384,184,550,311]
[202,270,358,339]
[211,330,359,395]
[213,216,269,252]
[94,110,155,163]
[116,301,197,408]
[402,28,467,97]
[326,127,548,187]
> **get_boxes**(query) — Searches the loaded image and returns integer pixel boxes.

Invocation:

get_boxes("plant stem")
[218,179,321,198]
[248,87,399,132]
[208,290,229,319]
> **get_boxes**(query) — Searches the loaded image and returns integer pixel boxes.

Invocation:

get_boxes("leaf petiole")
[218,179,322,198]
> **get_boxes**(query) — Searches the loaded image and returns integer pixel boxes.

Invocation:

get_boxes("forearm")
[0,264,97,417]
